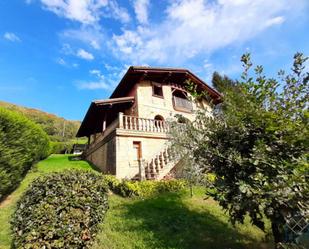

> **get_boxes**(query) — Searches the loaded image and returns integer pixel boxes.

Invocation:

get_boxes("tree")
[171,53,309,246]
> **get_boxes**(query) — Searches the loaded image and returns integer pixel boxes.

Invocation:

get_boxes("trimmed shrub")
[0,107,50,199]
[103,175,187,198]
[11,170,109,249]
[49,141,74,154]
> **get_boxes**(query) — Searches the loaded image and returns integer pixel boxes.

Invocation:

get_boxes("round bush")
[11,170,109,249]
[0,107,50,199]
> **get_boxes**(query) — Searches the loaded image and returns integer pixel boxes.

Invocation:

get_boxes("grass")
[0,154,95,249]
[93,188,273,249]
[0,154,274,249]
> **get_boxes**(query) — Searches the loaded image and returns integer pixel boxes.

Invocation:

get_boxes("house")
[76,66,222,180]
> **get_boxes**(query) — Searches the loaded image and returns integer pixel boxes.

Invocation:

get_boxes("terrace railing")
[86,113,171,155]
[120,113,170,133]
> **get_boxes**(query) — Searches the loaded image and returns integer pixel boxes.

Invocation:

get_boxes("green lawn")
[0,155,273,249]
[93,189,273,249]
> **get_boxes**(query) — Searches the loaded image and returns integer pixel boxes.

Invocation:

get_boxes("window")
[154,115,165,129]
[154,115,164,121]
[152,83,163,98]
[172,89,193,112]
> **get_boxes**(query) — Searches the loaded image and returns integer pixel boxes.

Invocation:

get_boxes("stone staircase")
[133,147,181,181]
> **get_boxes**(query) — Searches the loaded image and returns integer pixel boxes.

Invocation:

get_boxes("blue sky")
[0,0,308,120]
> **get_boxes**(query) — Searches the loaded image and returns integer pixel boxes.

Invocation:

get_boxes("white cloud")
[134,0,150,24]
[111,0,301,64]
[61,27,104,50]
[61,43,74,55]
[57,58,66,65]
[40,0,130,25]
[56,57,79,68]
[107,0,130,23]
[264,16,285,27]
[40,0,105,24]
[3,32,21,42]
[203,60,212,69]
[77,68,111,90]
[89,69,104,79]
[112,30,143,55]
[77,49,94,60]
[77,81,110,90]
[35,0,306,76]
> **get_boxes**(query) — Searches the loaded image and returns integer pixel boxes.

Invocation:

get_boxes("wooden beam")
[138,72,148,82]
[162,72,172,83]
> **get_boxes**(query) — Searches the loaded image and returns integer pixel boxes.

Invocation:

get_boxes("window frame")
[152,82,164,98]
[133,141,142,161]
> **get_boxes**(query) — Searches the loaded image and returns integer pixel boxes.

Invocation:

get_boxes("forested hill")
[0,101,81,141]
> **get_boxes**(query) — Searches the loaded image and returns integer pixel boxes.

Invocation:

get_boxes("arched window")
[154,115,165,129]
[154,115,164,121]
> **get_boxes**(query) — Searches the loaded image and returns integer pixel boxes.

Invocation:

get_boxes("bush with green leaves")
[11,170,109,249]
[103,175,187,197]
[49,141,74,154]
[0,107,50,200]
[171,53,309,245]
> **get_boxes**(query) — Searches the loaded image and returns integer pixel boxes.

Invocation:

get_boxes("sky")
[0,0,308,120]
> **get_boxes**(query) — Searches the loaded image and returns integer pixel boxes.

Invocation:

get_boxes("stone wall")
[115,129,169,179]
[85,134,116,175]
[136,80,212,122]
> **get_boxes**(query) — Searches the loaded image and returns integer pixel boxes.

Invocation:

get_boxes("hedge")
[49,141,74,154]
[0,107,50,200]
[11,170,109,249]
[103,175,187,198]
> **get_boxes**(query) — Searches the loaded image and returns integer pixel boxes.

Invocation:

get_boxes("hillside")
[0,101,81,141]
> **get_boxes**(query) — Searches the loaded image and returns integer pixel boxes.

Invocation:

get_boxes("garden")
[0,155,273,249]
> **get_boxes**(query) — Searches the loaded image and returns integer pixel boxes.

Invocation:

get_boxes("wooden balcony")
[173,96,193,112]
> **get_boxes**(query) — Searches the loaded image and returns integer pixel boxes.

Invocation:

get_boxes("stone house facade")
[76,67,222,180]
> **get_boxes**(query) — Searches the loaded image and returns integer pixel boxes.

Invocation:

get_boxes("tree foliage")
[0,107,50,200]
[171,53,309,245]
[0,101,81,142]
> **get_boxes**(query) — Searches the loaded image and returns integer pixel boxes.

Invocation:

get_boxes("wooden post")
[102,113,106,132]
[119,112,124,129]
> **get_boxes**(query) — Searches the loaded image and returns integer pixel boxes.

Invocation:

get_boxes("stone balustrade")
[120,113,170,133]
[144,147,178,180]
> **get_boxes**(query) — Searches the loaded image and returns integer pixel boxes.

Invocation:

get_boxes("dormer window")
[152,83,164,98]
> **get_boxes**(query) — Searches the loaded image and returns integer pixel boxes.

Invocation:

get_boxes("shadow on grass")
[118,193,268,249]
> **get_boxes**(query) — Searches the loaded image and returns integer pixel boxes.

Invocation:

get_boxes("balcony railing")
[85,113,171,155]
[173,96,193,112]
[120,114,169,133]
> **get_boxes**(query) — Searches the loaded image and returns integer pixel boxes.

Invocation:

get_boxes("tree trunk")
[271,218,286,246]
[190,184,193,197]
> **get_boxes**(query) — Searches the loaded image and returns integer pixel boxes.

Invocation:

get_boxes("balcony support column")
[119,112,124,129]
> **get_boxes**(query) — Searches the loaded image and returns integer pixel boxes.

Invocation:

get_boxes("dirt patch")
[0,195,13,208]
